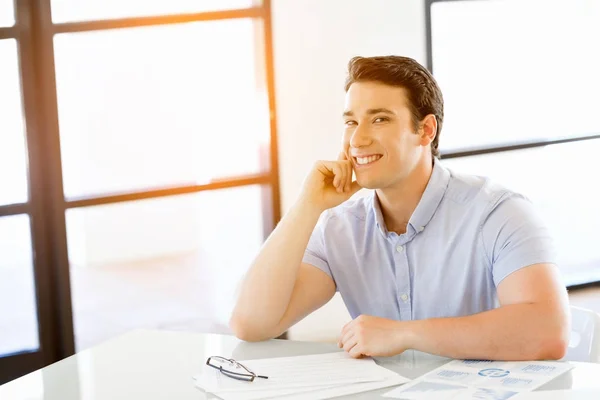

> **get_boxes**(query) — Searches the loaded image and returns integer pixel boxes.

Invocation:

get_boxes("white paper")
[383,384,523,400]
[268,375,409,400]
[194,351,407,396]
[512,389,600,400]
[203,375,409,400]
[384,359,574,399]
[194,380,340,400]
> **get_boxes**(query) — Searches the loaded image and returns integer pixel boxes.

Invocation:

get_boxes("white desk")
[1,329,600,399]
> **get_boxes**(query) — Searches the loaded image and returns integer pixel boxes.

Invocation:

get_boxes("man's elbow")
[528,303,571,360]
[229,315,275,342]
[534,337,569,360]
[533,324,570,360]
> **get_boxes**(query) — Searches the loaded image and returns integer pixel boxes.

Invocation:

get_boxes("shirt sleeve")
[481,194,558,287]
[302,211,336,288]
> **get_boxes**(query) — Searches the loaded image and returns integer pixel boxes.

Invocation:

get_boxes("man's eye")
[374,117,389,123]
[345,120,357,126]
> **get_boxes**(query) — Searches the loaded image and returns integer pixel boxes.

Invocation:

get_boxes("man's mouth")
[354,154,382,166]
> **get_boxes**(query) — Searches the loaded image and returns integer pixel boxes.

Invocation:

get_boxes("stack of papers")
[193,351,410,400]
[383,359,574,400]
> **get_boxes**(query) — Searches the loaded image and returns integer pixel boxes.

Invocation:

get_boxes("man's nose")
[349,125,372,148]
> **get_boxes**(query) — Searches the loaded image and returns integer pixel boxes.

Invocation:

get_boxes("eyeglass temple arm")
[206,357,269,379]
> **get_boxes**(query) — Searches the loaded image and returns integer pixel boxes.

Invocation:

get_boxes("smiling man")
[230,55,570,361]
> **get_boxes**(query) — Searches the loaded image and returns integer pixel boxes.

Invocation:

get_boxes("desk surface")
[1,329,600,399]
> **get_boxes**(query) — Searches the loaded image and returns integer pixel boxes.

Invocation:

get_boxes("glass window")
[66,185,265,350]
[431,0,600,152]
[54,19,271,199]
[0,215,40,355]
[0,39,29,206]
[441,138,600,286]
[0,0,14,27]
[51,0,258,23]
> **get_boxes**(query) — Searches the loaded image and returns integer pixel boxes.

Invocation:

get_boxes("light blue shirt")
[303,158,557,321]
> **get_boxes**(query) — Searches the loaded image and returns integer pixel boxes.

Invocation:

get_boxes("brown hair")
[344,56,444,158]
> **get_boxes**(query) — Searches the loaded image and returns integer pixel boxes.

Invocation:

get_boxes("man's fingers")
[348,181,362,195]
[340,319,355,338]
[335,159,351,193]
[343,334,357,353]
[331,163,343,190]
[317,159,357,194]
[336,152,353,192]
[347,340,363,358]
[337,163,346,193]
[349,346,364,359]
[340,329,354,348]
[341,162,349,192]
[345,162,353,192]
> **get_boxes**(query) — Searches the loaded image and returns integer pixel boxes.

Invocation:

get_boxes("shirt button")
[396,245,404,253]
[418,226,425,232]
[400,293,409,302]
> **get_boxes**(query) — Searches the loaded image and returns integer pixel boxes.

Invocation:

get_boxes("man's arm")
[229,202,335,341]
[230,156,360,341]
[407,263,570,360]
[339,263,570,360]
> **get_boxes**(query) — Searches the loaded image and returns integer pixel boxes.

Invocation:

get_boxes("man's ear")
[419,114,437,147]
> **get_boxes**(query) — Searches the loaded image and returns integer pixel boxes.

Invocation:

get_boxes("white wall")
[271,0,427,340]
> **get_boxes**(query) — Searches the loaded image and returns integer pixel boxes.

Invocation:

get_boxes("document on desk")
[512,389,600,400]
[197,377,411,400]
[193,351,410,400]
[383,359,574,399]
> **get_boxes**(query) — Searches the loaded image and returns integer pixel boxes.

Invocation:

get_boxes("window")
[0,40,28,206]
[54,19,270,198]
[0,0,14,27]
[430,0,600,152]
[0,215,39,356]
[66,185,266,350]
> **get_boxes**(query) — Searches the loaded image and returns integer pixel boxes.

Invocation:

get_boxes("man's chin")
[356,177,383,190]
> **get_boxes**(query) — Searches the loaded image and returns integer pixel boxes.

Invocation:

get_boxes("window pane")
[54,19,271,199]
[431,0,600,151]
[51,0,257,23]
[0,39,29,206]
[66,185,265,350]
[441,138,600,286]
[0,0,14,27]
[0,215,40,355]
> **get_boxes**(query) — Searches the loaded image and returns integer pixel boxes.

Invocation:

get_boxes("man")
[230,55,570,361]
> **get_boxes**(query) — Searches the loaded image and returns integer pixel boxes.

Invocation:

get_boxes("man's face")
[342,81,426,189]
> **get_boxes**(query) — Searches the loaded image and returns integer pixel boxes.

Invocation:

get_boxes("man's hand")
[298,152,362,213]
[338,315,411,358]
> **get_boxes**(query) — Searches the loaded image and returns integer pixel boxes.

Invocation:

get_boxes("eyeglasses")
[206,356,269,382]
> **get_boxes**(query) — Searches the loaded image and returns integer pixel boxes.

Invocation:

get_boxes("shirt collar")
[371,158,451,236]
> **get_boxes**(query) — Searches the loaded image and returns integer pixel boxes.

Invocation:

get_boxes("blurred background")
[1,0,599,384]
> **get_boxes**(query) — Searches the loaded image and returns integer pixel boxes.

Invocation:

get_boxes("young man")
[230,56,570,361]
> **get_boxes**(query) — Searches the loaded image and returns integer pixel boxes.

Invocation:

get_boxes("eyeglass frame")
[206,356,269,382]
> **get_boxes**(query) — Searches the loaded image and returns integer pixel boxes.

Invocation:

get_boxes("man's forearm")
[406,303,570,361]
[229,201,322,340]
